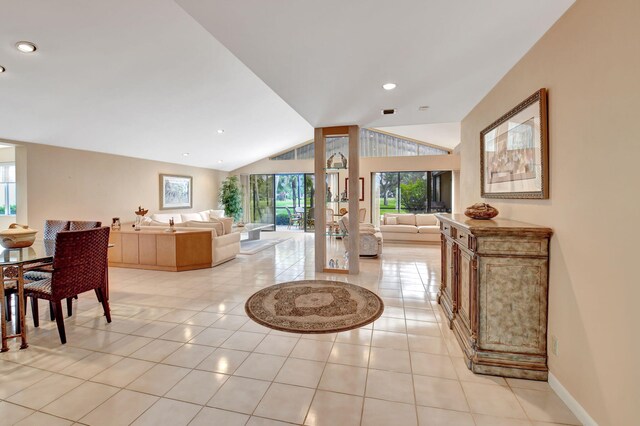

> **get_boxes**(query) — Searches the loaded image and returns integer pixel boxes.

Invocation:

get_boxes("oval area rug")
[245,280,384,333]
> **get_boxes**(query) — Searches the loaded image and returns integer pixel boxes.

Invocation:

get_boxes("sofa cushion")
[416,214,438,226]
[181,213,203,222]
[379,224,418,234]
[198,210,212,221]
[418,225,440,234]
[209,210,225,219]
[183,220,223,236]
[151,213,182,223]
[218,217,233,235]
[385,214,416,226]
[386,216,397,225]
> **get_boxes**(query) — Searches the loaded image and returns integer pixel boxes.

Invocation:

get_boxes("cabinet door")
[456,247,475,333]
[443,238,455,306]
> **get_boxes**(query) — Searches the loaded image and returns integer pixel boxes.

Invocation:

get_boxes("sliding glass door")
[249,174,275,226]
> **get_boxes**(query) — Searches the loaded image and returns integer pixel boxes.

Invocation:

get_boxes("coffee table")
[235,223,275,241]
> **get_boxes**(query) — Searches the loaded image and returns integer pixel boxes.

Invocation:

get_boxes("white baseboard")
[548,372,598,426]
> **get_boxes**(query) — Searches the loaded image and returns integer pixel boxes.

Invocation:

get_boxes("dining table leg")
[1,266,9,352]
[17,264,28,349]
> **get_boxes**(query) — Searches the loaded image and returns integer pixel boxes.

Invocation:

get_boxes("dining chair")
[24,227,111,344]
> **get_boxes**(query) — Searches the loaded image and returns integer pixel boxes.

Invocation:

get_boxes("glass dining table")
[0,241,55,351]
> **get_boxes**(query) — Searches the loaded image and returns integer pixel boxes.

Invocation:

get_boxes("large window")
[372,171,452,224]
[0,163,16,216]
[271,129,449,161]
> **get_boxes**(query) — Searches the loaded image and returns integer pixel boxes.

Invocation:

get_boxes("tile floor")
[0,233,581,425]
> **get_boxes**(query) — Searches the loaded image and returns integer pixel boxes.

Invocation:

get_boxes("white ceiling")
[0,0,574,171]
[0,0,313,171]
[376,123,461,150]
[177,0,574,128]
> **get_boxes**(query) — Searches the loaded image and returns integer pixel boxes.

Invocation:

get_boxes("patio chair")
[25,227,111,344]
[285,207,302,229]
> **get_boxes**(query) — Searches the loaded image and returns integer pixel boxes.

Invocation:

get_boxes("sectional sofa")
[140,209,240,266]
[379,213,440,243]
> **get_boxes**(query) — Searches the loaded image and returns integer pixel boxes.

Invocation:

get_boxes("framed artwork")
[345,177,365,201]
[160,174,193,209]
[480,88,549,199]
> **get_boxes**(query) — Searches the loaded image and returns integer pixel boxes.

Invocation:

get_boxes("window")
[271,129,449,160]
[0,163,16,216]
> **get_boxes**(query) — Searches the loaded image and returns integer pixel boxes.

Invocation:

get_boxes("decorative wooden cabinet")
[109,228,212,272]
[435,214,552,380]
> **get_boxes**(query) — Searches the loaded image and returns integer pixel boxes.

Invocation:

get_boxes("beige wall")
[232,154,460,223]
[8,141,226,233]
[459,0,639,424]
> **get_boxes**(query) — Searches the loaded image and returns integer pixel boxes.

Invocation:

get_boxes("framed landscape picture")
[160,174,192,209]
[480,88,549,199]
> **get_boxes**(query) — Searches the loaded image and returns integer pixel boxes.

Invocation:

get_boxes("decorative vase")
[134,206,148,231]
[464,203,499,220]
[0,224,38,249]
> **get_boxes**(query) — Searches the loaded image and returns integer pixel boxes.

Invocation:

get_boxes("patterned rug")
[245,280,384,333]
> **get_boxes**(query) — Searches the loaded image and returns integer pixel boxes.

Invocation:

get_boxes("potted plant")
[219,175,243,222]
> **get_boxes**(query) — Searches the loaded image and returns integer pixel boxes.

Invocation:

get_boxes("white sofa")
[339,214,383,257]
[142,210,240,266]
[379,213,440,243]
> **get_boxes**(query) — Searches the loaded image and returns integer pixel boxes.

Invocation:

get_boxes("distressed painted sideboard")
[435,214,553,380]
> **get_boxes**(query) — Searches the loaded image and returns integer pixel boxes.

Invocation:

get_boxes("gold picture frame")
[480,88,549,199]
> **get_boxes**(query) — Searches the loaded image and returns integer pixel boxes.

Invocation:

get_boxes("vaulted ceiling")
[0,0,574,171]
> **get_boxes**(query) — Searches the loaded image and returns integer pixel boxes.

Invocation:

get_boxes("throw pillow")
[386,216,398,225]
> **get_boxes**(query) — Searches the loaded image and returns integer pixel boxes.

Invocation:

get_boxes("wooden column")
[347,125,360,274]
[314,128,326,273]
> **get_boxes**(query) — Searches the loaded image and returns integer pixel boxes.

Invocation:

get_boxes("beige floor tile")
[158,309,198,323]
[91,357,155,387]
[408,335,449,355]
[129,339,183,362]
[80,389,158,426]
[335,328,372,345]
[161,343,215,368]
[406,319,442,337]
[165,370,229,405]
[14,411,73,426]
[361,398,417,426]
[452,356,507,386]
[328,342,370,367]
[416,406,474,426]
[371,330,409,350]
[254,334,299,356]
[189,327,234,346]
[99,334,154,356]
[159,324,205,342]
[512,387,581,424]
[234,352,286,381]
[220,331,265,351]
[189,407,249,426]
[507,377,553,392]
[290,339,333,362]
[318,363,368,396]
[7,373,83,410]
[373,317,407,333]
[41,381,119,421]
[405,308,438,323]
[275,358,325,388]
[369,347,412,373]
[0,401,34,425]
[196,348,250,374]
[131,321,177,338]
[254,383,315,424]
[184,311,223,326]
[473,414,533,426]
[365,369,415,403]
[59,352,123,380]
[411,352,458,379]
[211,314,249,330]
[131,398,200,426]
[207,376,270,414]
[126,363,190,395]
[305,390,363,426]
[462,382,528,419]
[413,374,469,412]
[246,417,293,426]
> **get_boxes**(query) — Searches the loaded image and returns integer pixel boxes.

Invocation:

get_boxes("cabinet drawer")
[441,222,453,237]
[454,227,470,249]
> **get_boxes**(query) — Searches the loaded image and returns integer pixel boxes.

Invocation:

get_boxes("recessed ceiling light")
[382,83,397,91]
[16,41,37,53]
[381,108,396,115]
[0,66,5,73]
[182,153,190,157]
[217,129,224,134]
[217,160,223,164]
[418,105,430,111]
